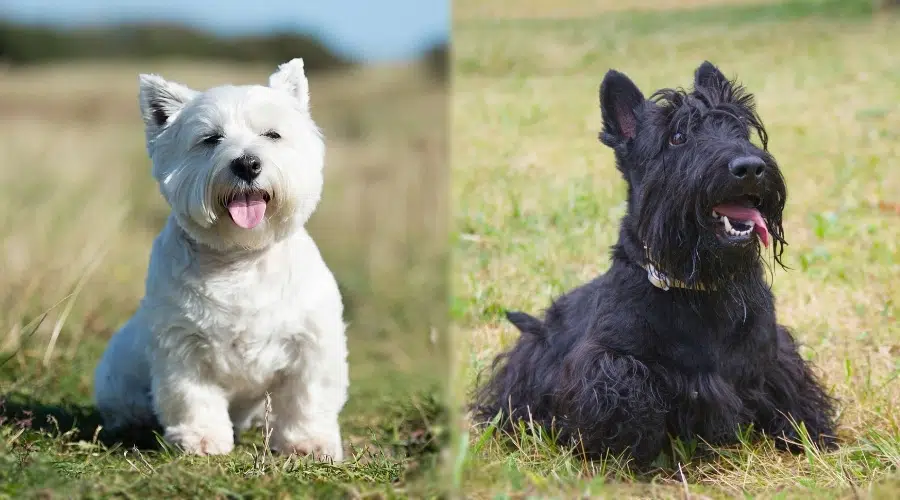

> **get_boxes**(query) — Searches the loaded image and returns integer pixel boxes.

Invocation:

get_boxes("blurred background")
[0,0,449,495]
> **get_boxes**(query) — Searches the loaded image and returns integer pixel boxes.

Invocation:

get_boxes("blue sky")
[0,0,449,63]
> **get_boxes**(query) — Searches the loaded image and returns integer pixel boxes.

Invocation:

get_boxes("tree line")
[0,20,448,79]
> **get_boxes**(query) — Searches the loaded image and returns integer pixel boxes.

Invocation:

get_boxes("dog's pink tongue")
[713,203,770,248]
[227,193,267,229]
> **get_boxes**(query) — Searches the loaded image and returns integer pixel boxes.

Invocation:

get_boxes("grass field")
[450,0,900,497]
[0,60,449,497]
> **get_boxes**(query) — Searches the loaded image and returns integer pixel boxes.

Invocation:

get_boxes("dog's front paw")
[272,437,343,462]
[271,427,343,461]
[164,424,234,456]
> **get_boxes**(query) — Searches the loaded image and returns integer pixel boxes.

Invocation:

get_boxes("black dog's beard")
[633,170,786,314]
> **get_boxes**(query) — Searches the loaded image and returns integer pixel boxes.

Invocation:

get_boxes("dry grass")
[0,59,449,497]
[451,0,900,497]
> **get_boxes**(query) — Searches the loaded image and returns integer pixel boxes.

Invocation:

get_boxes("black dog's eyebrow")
[650,85,768,150]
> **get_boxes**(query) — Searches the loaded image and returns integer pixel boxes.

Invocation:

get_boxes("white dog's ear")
[268,58,310,110]
[138,74,198,131]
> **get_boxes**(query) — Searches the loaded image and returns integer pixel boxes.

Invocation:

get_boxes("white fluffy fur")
[93,59,348,460]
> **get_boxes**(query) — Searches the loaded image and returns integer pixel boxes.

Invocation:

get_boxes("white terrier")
[93,59,348,460]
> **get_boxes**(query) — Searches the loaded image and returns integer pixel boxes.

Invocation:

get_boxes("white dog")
[93,59,348,460]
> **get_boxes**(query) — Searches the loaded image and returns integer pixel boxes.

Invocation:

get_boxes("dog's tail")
[505,310,546,337]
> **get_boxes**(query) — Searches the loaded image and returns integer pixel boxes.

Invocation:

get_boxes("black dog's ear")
[599,70,645,148]
[694,61,729,90]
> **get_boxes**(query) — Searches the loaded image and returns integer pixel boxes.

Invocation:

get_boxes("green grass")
[451,0,900,497]
[0,61,450,498]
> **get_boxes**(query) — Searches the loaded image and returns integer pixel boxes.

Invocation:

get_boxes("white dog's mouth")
[225,189,271,229]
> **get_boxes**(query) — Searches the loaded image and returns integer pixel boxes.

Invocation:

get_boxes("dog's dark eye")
[262,131,281,140]
[202,134,223,146]
[669,132,686,146]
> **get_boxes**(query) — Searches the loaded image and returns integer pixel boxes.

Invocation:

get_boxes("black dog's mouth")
[710,195,770,248]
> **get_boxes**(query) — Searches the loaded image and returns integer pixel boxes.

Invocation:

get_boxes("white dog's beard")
[157,154,319,254]
[163,165,277,232]
[161,166,218,229]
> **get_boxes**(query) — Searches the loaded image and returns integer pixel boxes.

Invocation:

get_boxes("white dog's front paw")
[271,426,343,461]
[164,424,234,456]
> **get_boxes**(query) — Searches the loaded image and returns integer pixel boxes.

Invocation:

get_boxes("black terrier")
[472,61,836,465]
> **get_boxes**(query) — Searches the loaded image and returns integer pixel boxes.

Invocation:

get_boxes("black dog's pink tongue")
[713,203,770,248]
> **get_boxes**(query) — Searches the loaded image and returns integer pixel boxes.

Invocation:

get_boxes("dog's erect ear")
[268,58,310,110]
[599,69,645,147]
[694,61,729,90]
[139,74,198,130]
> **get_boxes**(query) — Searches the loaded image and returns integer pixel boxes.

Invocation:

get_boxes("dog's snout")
[230,154,262,182]
[727,156,766,180]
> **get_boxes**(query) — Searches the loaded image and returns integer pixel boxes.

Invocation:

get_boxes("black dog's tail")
[505,310,546,337]
[470,309,554,430]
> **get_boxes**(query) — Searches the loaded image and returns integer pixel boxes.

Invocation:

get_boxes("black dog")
[472,62,836,465]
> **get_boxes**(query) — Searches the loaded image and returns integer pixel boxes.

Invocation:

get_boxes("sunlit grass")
[0,60,449,497]
[451,0,900,497]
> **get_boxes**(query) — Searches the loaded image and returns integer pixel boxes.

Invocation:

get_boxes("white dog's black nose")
[230,154,262,182]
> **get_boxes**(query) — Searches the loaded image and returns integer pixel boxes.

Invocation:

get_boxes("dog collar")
[642,246,712,291]
[642,261,705,291]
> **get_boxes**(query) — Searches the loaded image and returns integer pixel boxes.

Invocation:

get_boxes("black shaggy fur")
[472,62,837,466]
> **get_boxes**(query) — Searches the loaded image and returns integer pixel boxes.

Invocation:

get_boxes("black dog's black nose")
[230,154,262,182]
[728,156,766,179]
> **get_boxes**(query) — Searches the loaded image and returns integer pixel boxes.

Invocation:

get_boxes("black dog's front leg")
[757,326,837,451]
[554,344,669,465]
